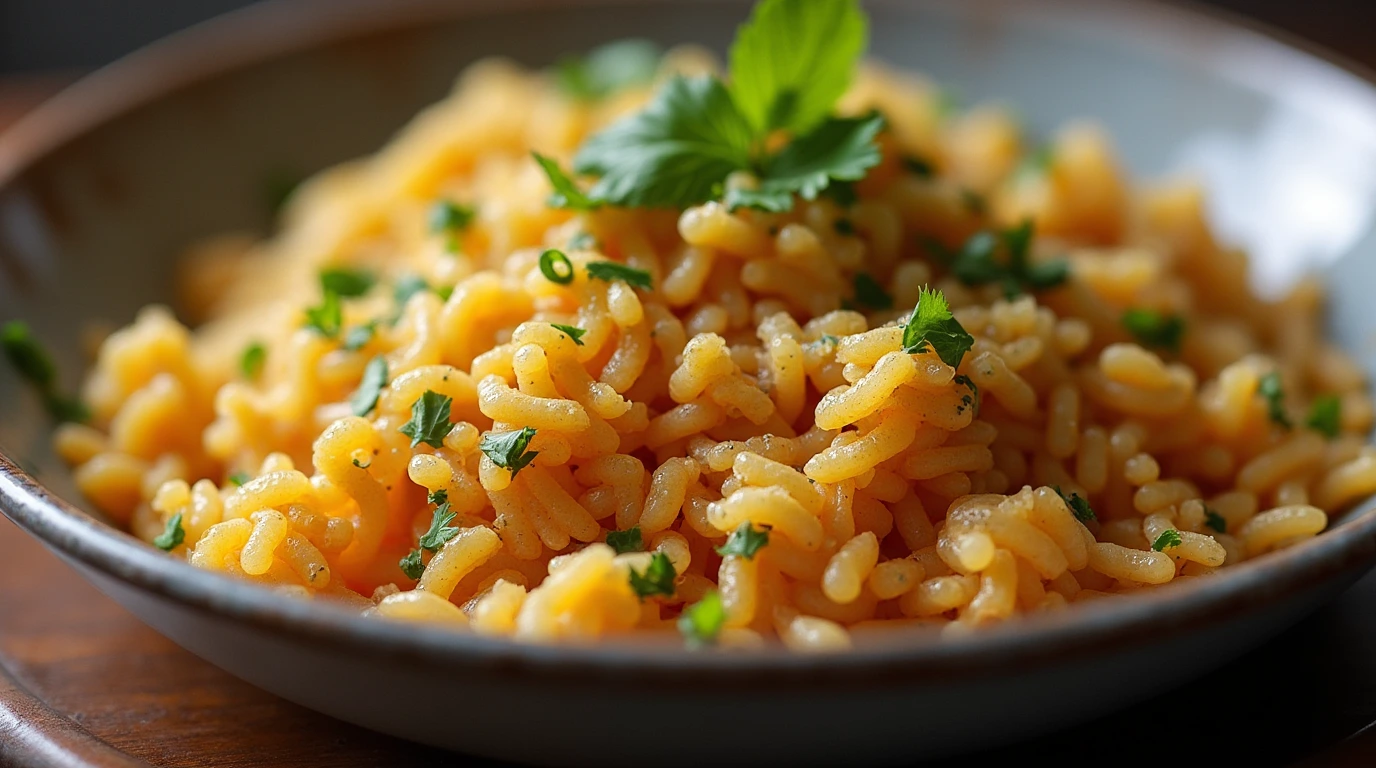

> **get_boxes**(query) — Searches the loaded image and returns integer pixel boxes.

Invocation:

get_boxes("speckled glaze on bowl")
[4,1,1376,765]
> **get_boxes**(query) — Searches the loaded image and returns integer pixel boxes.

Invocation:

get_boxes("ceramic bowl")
[4,0,1376,765]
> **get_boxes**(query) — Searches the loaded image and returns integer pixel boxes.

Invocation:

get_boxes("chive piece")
[540,248,576,285]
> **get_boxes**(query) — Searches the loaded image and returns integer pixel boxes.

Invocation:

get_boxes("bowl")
[4,0,1376,765]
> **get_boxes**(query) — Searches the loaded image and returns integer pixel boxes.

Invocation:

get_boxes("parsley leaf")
[678,589,727,648]
[1,321,89,423]
[1122,309,1186,354]
[240,341,266,379]
[1152,529,1183,552]
[550,323,587,345]
[428,488,449,506]
[606,527,644,554]
[399,549,426,580]
[228,471,250,487]
[479,427,539,477]
[555,38,661,101]
[1204,507,1227,534]
[1054,486,1096,523]
[319,267,375,298]
[153,512,186,551]
[1306,394,1342,439]
[304,290,343,338]
[532,153,600,211]
[628,551,677,600]
[586,261,653,290]
[715,522,770,559]
[726,113,885,212]
[729,0,867,134]
[574,75,754,208]
[418,504,460,551]
[349,356,388,417]
[900,287,974,368]
[851,272,892,310]
[399,390,454,448]
[1258,371,1292,429]
[944,220,1067,297]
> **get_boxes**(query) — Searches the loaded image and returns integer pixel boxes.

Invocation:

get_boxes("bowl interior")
[2,0,1376,602]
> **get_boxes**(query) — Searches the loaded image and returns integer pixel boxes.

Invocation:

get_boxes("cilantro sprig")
[542,0,879,213]
[900,287,974,368]
[479,427,540,477]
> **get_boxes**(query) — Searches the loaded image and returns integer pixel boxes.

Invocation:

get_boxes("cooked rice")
[54,51,1376,650]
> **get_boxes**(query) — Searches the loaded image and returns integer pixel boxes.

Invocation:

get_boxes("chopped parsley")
[1306,394,1342,439]
[153,512,186,551]
[418,504,461,551]
[342,322,377,352]
[303,290,343,338]
[479,426,540,477]
[606,526,644,554]
[555,38,662,101]
[319,267,375,298]
[628,551,677,599]
[715,522,770,559]
[428,488,449,506]
[399,390,454,448]
[570,0,878,212]
[678,590,727,648]
[349,356,388,417]
[1121,309,1186,354]
[586,261,653,290]
[539,248,576,284]
[953,373,980,417]
[239,341,266,379]
[394,274,433,307]
[550,323,587,345]
[1152,529,1183,552]
[1054,486,1096,523]
[429,199,476,242]
[938,220,1068,297]
[850,272,892,310]
[900,287,974,368]
[533,153,600,211]
[228,471,250,487]
[0,321,89,423]
[1204,507,1227,534]
[1258,371,1292,429]
[399,549,426,580]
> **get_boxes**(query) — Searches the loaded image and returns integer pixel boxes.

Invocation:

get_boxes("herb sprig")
[900,287,974,368]
[1,321,89,423]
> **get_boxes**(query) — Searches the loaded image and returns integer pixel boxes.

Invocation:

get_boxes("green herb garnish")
[228,471,250,487]
[399,549,426,580]
[430,200,476,236]
[555,38,661,101]
[851,272,892,310]
[1054,486,1096,523]
[903,155,935,177]
[606,526,644,554]
[399,390,454,448]
[153,512,186,551]
[953,373,980,417]
[1258,371,1292,429]
[319,267,375,298]
[1306,394,1342,439]
[349,356,388,417]
[678,590,727,648]
[533,153,601,211]
[628,551,677,600]
[900,287,974,368]
[940,220,1068,297]
[550,323,587,346]
[715,522,770,559]
[342,322,377,352]
[418,504,461,551]
[1122,309,1186,354]
[1204,507,1227,534]
[1152,529,1183,552]
[570,0,877,212]
[304,290,343,338]
[428,488,449,506]
[1,321,89,423]
[479,426,539,477]
[239,341,266,379]
[586,261,653,290]
[539,248,576,285]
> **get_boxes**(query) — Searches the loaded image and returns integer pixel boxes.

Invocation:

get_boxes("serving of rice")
[47,35,1376,651]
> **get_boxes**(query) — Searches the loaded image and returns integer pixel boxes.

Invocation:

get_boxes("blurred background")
[0,0,1374,75]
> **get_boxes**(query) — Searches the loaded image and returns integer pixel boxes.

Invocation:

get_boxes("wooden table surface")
[8,4,1376,764]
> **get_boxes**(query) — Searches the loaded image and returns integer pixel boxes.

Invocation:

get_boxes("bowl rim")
[4,0,1376,687]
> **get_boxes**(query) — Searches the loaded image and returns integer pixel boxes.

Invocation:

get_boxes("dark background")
[1,0,1375,74]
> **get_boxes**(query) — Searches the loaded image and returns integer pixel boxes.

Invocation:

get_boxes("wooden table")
[8,4,1376,762]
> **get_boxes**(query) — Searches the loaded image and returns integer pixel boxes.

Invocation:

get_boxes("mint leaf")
[574,75,753,208]
[1307,395,1342,439]
[628,551,677,599]
[729,0,867,134]
[556,39,661,101]
[349,356,387,417]
[399,390,454,448]
[715,522,769,559]
[606,527,643,554]
[533,152,600,211]
[900,287,974,368]
[678,590,726,648]
[479,427,539,477]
